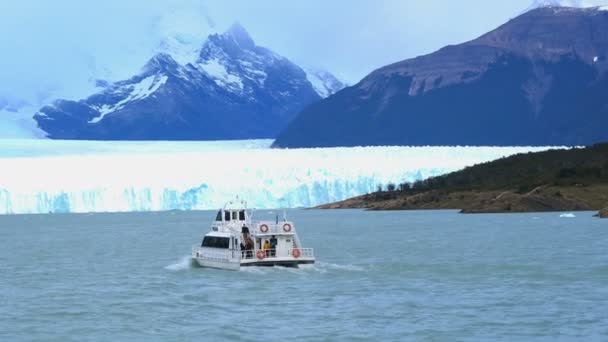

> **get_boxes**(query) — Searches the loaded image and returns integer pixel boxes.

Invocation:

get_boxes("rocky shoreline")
[316,185,608,217]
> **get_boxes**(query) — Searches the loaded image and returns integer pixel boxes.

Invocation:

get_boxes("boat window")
[215,210,222,222]
[224,211,231,221]
[239,210,245,221]
[202,236,230,249]
[232,211,237,220]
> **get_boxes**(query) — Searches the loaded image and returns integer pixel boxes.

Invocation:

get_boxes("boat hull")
[193,255,314,270]
[241,258,315,268]
[193,257,240,271]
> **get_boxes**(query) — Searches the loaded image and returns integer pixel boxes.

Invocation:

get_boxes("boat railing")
[238,248,315,260]
[254,221,296,234]
[194,246,314,261]
[288,248,314,258]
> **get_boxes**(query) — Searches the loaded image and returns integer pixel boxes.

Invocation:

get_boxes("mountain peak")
[143,53,179,72]
[222,22,255,49]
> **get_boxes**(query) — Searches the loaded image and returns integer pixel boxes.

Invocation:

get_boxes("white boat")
[192,199,315,270]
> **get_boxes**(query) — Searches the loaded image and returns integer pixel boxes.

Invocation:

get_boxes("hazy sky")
[1,0,537,105]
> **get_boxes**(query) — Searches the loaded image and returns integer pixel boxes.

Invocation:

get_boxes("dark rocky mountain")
[35,24,343,140]
[273,7,608,148]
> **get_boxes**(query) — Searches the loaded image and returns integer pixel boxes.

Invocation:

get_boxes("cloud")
[0,0,215,104]
[0,0,531,108]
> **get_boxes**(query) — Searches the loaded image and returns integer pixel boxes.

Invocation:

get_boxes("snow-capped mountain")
[34,23,344,140]
[527,0,608,11]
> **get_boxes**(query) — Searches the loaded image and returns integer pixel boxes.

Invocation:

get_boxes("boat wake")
[236,261,366,274]
[313,262,366,272]
[165,255,197,271]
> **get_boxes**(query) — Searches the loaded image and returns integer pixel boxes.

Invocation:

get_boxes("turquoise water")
[1,210,607,341]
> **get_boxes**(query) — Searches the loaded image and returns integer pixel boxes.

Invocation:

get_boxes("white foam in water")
[560,213,576,218]
[316,262,366,272]
[165,256,195,271]
[0,139,559,214]
[238,266,268,274]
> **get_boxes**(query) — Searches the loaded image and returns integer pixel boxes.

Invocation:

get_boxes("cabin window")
[215,210,222,222]
[202,236,230,249]
[224,211,231,221]
[239,210,245,221]
[232,211,237,220]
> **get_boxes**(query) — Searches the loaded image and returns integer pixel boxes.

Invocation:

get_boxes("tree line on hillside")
[373,143,608,196]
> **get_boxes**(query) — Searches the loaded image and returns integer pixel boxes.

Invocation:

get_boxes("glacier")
[0,139,556,214]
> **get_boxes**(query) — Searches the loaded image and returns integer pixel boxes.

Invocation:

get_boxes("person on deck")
[269,235,277,257]
[263,240,271,257]
[240,240,246,258]
[244,235,254,259]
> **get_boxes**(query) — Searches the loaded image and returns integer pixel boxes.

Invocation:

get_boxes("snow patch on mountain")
[89,74,169,123]
[194,23,281,94]
[197,58,244,91]
[157,34,206,66]
[304,67,347,98]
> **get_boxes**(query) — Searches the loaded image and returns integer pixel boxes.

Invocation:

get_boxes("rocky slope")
[34,24,344,140]
[318,185,605,214]
[274,7,608,148]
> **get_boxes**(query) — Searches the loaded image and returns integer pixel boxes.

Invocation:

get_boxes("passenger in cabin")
[263,239,271,257]
[270,235,277,257]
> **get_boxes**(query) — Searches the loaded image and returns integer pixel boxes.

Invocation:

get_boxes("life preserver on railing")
[260,224,269,233]
[292,248,301,258]
[256,250,266,260]
[282,223,292,232]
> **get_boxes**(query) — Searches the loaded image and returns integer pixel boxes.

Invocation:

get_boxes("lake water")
[1,209,607,341]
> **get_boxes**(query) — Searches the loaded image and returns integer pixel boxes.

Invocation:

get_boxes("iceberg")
[0,139,555,214]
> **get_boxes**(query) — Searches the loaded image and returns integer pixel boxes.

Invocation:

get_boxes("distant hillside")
[406,143,608,193]
[274,7,608,148]
[318,143,608,215]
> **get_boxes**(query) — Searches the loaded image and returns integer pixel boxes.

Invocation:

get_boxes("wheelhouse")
[214,209,249,222]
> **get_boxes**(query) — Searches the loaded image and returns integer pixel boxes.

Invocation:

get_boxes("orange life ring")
[292,248,301,258]
[260,224,269,233]
[283,223,292,232]
[256,250,266,260]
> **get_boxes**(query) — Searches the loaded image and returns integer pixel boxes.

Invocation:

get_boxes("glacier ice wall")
[0,139,555,214]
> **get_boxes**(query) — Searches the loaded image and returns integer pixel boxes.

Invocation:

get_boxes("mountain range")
[34,23,345,140]
[273,6,608,147]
